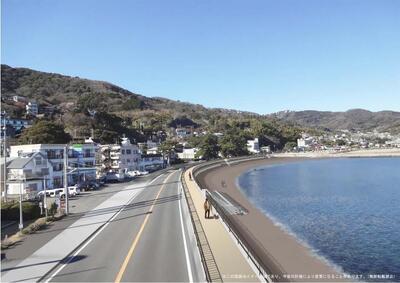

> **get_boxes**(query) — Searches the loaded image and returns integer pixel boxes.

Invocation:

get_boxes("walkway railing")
[193,157,287,283]
[180,172,222,282]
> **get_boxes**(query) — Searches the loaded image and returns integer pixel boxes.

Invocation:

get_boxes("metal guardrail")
[193,157,288,282]
[180,172,222,282]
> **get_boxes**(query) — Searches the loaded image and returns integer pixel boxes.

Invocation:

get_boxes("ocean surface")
[237,158,400,282]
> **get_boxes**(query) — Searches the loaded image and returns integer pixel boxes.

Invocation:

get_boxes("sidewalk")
[1,182,145,282]
[184,168,259,282]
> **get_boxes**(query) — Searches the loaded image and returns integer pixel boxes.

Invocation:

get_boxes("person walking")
[204,198,211,219]
[189,172,192,181]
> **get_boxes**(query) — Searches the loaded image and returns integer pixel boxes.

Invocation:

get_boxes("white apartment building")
[100,137,141,175]
[6,152,53,199]
[10,143,96,188]
[247,138,260,153]
[177,148,199,160]
[297,137,314,149]
[139,154,164,172]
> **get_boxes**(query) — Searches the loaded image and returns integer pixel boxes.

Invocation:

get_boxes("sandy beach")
[274,148,400,158]
[196,157,351,282]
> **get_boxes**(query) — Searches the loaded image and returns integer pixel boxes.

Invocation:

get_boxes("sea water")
[238,158,400,282]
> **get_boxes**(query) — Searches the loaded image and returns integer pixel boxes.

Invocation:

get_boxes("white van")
[68,185,81,196]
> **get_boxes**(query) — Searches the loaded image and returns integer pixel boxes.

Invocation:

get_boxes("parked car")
[45,188,64,198]
[87,181,100,190]
[126,171,138,178]
[68,185,81,196]
[105,172,119,183]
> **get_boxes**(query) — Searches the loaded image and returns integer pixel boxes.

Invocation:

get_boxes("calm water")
[238,158,400,282]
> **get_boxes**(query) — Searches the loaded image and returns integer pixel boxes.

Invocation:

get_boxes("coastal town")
[2,0,400,282]
[1,96,400,201]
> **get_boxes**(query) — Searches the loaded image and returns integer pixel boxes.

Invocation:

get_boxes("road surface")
[42,169,204,282]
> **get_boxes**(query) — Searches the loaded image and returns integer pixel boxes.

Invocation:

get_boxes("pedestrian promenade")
[1,182,145,282]
[184,168,259,282]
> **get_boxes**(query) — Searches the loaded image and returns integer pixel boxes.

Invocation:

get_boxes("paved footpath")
[1,180,147,282]
[184,168,260,282]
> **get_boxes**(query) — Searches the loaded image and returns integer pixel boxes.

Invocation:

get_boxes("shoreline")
[234,173,346,277]
[273,148,400,158]
[196,157,348,282]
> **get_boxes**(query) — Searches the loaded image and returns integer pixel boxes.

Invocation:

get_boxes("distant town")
[1,94,399,201]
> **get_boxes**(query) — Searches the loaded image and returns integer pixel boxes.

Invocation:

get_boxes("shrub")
[1,201,41,221]
[49,202,58,216]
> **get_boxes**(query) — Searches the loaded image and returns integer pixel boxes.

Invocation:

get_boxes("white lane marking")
[45,172,167,282]
[178,174,194,283]
[44,188,143,283]
[148,173,165,185]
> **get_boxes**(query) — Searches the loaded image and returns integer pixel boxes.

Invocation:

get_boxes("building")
[247,138,260,153]
[10,143,96,188]
[139,154,165,172]
[6,152,53,199]
[26,101,39,116]
[1,114,32,133]
[40,105,57,116]
[175,127,194,139]
[137,140,160,154]
[146,147,159,154]
[99,137,141,176]
[260,146,271,153]
[177,148,199,160]
[12,95,28,103]
[297,137,314,149]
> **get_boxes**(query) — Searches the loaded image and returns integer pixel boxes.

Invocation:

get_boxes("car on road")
[105,172,119,183]
[87,180,100,190]
[68,185,81,196]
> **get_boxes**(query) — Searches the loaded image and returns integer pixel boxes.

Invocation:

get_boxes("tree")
[197,134,220,160]
[220,129,248,157]
[121,97,144,111]
[159,139,178,163]
[284,141,297,152]
[19,120,71,144]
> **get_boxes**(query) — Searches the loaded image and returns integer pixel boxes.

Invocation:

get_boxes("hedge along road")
[43,169,205,282]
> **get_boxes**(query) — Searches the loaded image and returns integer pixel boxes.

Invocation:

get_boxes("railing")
[192,156,287,282]
[180,172,222,282]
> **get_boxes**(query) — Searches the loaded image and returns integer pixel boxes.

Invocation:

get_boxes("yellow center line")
[114,172,175,283]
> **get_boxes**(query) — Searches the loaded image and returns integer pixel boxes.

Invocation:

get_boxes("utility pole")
[19,178,24,232]
[63,146,69,215]
[43,176,48,218]
[2,112,7,202]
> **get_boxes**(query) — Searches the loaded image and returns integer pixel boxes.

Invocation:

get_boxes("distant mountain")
[269,109,400,133]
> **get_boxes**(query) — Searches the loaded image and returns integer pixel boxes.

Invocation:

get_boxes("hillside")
[1,65,269,144]
[2,64,398,147]
[270,109,400,134]
[1,64,256,119]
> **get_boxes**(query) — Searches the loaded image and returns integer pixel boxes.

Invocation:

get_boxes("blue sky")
[2,0,399,114]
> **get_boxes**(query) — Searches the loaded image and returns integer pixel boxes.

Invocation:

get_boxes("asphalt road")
[1,170,171,273]
[43,169,204,282]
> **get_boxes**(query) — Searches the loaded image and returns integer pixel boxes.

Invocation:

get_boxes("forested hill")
[4,65,300,147]
[1,64,256,118]
[2,64,397,149]
[270,109,400,134]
